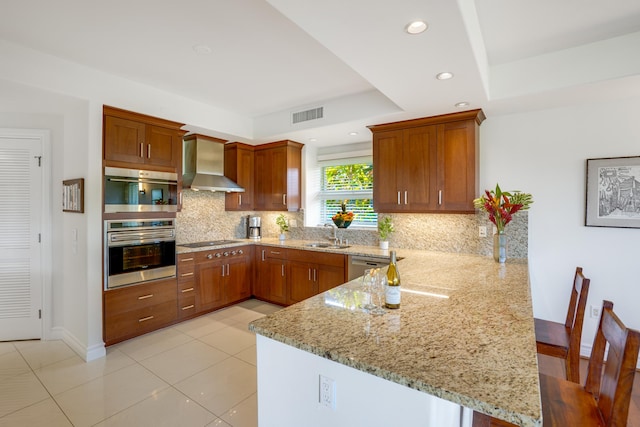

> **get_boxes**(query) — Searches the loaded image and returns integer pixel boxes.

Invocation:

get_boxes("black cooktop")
[179,240,239,248]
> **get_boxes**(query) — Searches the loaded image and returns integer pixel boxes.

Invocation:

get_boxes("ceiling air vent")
[292,107,323,124]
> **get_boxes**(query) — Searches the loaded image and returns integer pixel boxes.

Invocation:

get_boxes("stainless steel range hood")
[182,134,245,192]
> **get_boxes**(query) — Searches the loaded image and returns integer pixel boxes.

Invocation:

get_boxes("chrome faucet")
[324,223,338,245]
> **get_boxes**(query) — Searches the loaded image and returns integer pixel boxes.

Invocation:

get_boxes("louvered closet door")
[0,134,42,340]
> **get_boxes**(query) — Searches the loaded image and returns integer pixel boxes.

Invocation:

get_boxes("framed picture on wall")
[585,156,640,228]
[62,178,84,213]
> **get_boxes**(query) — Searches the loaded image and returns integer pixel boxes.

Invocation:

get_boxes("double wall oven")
[104,218,176,289]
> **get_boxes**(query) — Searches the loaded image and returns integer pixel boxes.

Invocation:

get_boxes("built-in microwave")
[104,167,178,213]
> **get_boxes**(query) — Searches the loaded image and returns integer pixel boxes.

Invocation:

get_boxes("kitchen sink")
[305,242,350,249]
[180,240,239,248]
[305,242,331,248]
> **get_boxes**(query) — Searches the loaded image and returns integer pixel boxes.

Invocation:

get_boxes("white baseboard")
[60,328,106,362]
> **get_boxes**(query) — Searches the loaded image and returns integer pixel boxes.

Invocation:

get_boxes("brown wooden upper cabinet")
[253,140,303,212]
[224,142,255,211]
[103,106,185,173]
[368,109,485,213]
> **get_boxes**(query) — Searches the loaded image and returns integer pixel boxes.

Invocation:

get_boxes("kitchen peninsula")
[249,250,541,427]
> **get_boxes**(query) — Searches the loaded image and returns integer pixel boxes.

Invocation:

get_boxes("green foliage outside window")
[321,163,377,226]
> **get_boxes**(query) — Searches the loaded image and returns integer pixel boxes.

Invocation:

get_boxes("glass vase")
[493,231,507,263]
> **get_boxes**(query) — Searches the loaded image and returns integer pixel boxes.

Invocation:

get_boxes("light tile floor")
[0,299,281,427]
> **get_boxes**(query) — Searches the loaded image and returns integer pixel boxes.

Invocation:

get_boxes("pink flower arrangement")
[473,183,533,233]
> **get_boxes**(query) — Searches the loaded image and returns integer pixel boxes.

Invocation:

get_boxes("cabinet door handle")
[138,315,154,322]
[261,249,265,261]
[283,194,287,205]
[181,287,194,293]
[308,268,311,281]
[438,190,442,205]
[137,294,153,300]
[179,191,182,206]
[313,268,317,282]
[404,190,408,205]
[180,257,194,262]
[180,272,194,277]
[227,264,230,276]
[147,144,151,158]
[397,191,401,205]
[281,264,285,277]
[238,194,242,205]
[139,143,144,158]
[182,305,195,310]
[271,251,281,255]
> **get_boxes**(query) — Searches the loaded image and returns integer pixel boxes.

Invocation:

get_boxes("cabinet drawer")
[105,279,177,315]
[178,295,196,318]
[178,267,195,283]
[178,281,195,294]
[104,300,177,341]
[288,249,345,268]
[261,247,287,260]
[178,254,195,265]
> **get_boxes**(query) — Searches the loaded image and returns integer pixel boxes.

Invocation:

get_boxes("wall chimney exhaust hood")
[182,134,245,192]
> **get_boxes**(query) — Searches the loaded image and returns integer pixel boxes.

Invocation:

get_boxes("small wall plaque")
[62,178,84,213]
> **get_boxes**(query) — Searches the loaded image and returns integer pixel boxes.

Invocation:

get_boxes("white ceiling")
[1,0,640,146]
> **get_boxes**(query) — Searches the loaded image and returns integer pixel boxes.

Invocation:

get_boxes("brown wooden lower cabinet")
[193,246,252,315]
[254,246,347,306]
[103,277,178,346]
[288,249,347,304]
[104,245,346,345]
[254,246,288,305]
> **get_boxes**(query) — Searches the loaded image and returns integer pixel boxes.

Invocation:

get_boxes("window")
[320,162,377,227]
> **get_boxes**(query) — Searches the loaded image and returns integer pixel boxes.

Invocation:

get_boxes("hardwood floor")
[537,354,640,427]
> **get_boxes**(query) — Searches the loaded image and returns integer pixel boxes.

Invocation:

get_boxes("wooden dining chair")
[534,266,590,383]
[474,300,640,427]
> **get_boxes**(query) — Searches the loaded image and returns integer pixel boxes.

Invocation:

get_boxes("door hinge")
[34,156,42,167]
[39,309,42,319]
[38,233,41,243]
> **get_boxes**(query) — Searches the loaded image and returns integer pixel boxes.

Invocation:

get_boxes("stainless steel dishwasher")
[348,255,391,281]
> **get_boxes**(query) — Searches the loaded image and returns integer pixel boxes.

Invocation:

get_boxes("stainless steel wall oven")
[104,218,176,289]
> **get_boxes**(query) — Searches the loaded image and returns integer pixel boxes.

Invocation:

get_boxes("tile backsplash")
[176,190,528,259]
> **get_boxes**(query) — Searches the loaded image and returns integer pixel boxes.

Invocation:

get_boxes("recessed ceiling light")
[349,132,358,136]
[405,20,428,35]
[455,101,470,108]
[308,138,317,142]
[193,44,212,55]
[436,72,454,80]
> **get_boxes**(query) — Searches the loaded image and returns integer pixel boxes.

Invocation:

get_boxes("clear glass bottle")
[385,251,401,309]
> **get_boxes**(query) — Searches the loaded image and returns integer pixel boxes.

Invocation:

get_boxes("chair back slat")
[564,267,585,329]
[584,300,640,427]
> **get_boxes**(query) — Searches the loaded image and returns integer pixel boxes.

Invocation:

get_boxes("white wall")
[480,97,640,355]
[0,40,253,360]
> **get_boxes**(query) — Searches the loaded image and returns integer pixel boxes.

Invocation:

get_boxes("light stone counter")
[249,249,541,427]
[176,237,398,258]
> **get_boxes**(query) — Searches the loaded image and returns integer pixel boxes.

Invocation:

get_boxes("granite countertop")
[176,237,398,258]
[249,250,541,427]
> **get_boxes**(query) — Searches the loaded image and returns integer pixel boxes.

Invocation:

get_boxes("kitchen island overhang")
[250,250,541,427]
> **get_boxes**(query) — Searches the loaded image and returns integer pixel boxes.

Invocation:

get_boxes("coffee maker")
[247,215,261,239]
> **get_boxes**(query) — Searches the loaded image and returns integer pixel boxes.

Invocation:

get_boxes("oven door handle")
[109,230,175,244]
[107,177,178,185]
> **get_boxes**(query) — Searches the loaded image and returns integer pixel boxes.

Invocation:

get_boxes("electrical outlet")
[290,219,297,228]
[319,375,336,410]
[478,226,487,237]
[590,305,600,319]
